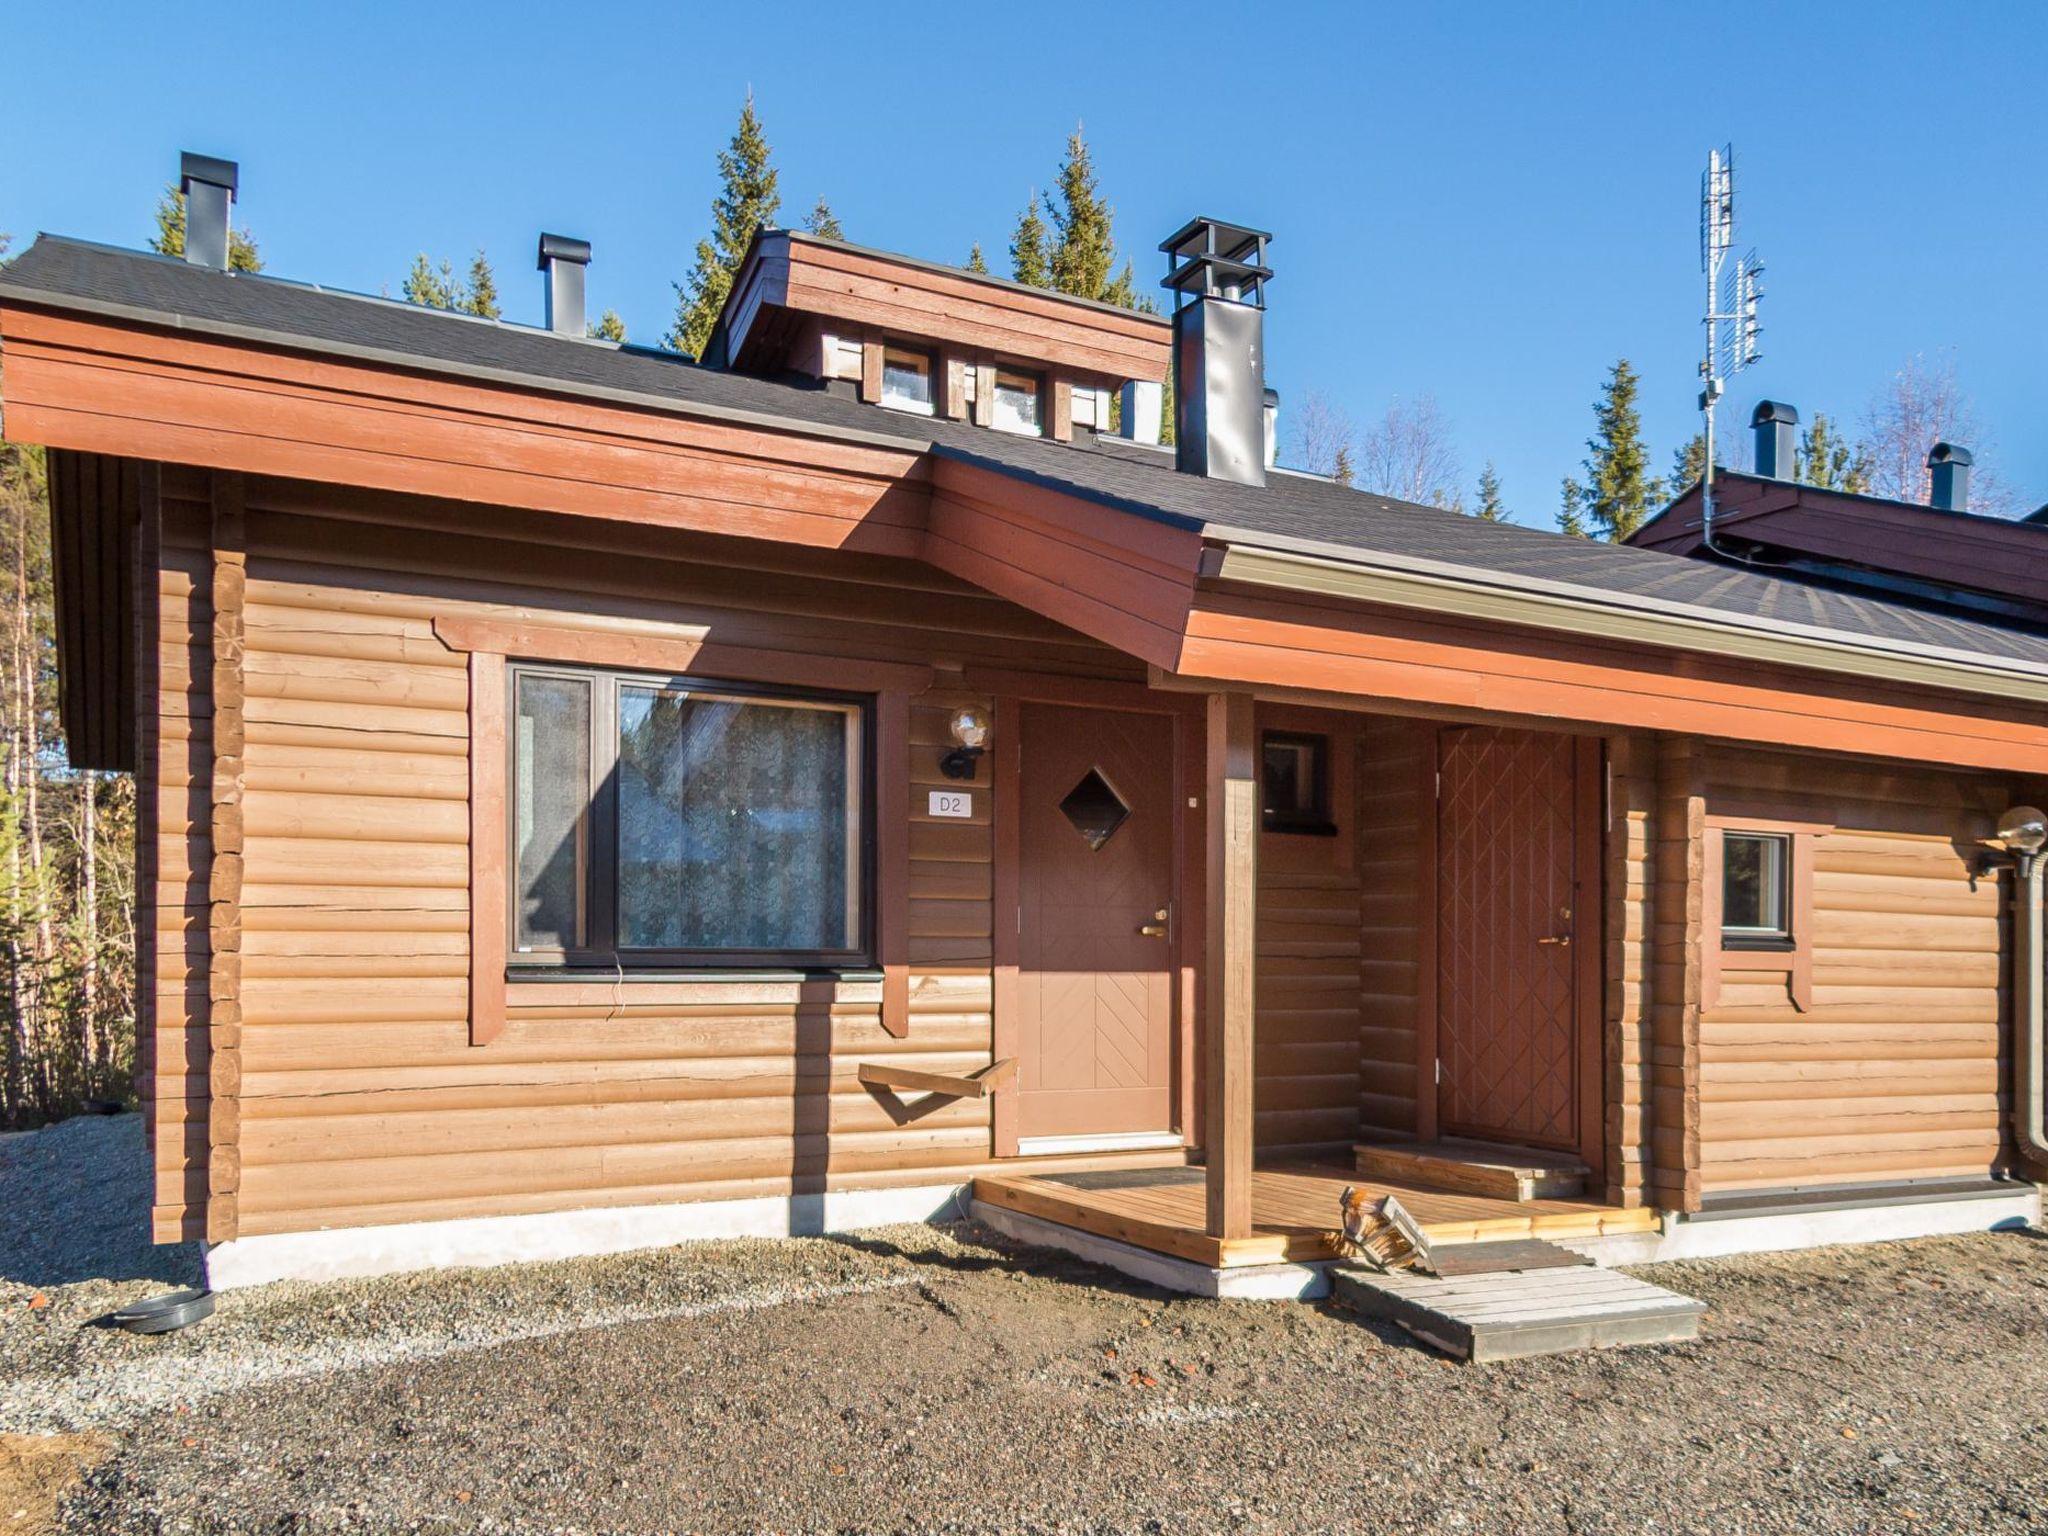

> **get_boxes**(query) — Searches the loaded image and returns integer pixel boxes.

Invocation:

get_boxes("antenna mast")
[1699,145,1763,557]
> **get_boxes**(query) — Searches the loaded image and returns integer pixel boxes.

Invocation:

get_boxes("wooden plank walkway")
[971,1163,1659,1270]
[1330,1264,1706,1362]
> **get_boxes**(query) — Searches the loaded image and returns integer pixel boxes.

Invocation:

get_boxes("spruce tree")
[459,251,501,319]
[149,186,263,272]
[588,309,628,343]
[1475,461,1508,522]
[1671,431,1709,491]
[1047,127,1116,301]
[1010,193,1050,287]
[1579,359,1658,541]
[402,253,457,309]
[965,243,989,275]
[803,197,844,240]
[668,93,782,356]
[1557,477,1591,538]
[1331,444,1356,488]
[1796,412,1871,493]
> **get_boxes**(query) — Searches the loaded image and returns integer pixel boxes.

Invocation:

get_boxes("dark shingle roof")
[6,235,2047,672]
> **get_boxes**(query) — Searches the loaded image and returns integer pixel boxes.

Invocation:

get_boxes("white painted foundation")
[1561,1186,2042,1267]
[204,1183,971,1291]
[204,1178,2041,1295]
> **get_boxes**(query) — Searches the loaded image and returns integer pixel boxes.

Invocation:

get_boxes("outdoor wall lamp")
[1995,805,2048,873]
[940,705,990,780]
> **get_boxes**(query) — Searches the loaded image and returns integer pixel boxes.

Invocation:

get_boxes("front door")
[1016,704,1177,1141]
[1435,726,1589,1151]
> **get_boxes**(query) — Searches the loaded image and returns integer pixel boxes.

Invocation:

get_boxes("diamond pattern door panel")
[1436,727,1580,1150]
[1017,704,1177,1140]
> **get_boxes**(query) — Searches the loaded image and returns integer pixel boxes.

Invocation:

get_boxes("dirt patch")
[0,1433,111,1535]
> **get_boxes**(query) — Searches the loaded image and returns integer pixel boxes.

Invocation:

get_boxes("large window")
[1720,830,1791,947]
[511,664,868,968]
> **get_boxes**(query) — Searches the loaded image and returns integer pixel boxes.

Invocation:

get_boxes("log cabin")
[2,154,2042,1294]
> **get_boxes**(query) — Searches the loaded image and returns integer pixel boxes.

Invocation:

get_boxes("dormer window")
[880,345,935,416]
[991,369,1044,436]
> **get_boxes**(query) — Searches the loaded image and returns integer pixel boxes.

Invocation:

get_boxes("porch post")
[1204,691,1258,1240]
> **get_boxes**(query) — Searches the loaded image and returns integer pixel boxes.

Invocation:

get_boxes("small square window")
[1262,731,1334,835]
[1722,831,1791,946]
[880,347,934,415]
[991,370,1043,435]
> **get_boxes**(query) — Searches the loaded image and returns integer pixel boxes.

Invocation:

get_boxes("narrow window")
[1721,831,1791,946]
[880,346,935,416]
[508,664,869,968]
[990,369,1044,436]
[513,672,591,954]
[1261,731,1334,835]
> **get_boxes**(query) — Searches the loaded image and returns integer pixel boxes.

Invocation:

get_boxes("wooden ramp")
[1331,1264,1705,1363]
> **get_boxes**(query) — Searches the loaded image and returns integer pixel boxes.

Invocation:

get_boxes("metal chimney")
[1160,217,1272,487]
[1751,400,1798,480]
[179,153,238,271]
[1927,441,1972,511]
[1263,388,1280,470]
[537,233,591,336]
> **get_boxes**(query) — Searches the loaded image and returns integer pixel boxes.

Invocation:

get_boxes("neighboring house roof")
[1634,470,2048,628]
[7,234,2048,681]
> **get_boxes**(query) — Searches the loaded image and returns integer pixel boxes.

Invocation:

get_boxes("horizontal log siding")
[1696,746,2017,1193]
[1357,717,1425,1141]
[1254,709,1363,1156]
[155,469,1142,1237]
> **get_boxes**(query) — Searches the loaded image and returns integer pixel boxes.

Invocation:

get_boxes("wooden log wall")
[1649,737,1706,1211]
[1603,733,1658,1207]
[143,469,1150,1239]
[1252,705,1364,1156]
[1693,745,2019,1194]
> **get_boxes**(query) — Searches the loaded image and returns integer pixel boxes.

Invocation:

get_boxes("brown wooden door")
[1016,704,1177,1140]
[1435,727,1587,1151]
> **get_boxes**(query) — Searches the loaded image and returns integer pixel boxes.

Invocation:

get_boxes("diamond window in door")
[1058,768,1130,851]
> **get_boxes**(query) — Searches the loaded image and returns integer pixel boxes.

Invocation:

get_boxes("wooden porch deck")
[972,1163,1659,1270]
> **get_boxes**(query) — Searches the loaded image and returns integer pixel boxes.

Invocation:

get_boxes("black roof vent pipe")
[1927,441,1973,512]
[1751,400,1798,481]
[537,234,590,337]
[179,153,238,272]
[1160,217,1272,488]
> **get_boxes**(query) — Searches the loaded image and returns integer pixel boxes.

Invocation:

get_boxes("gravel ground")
[3,1117,2046,1535]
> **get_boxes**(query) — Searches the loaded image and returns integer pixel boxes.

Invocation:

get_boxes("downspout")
[2013,851,2048,1166]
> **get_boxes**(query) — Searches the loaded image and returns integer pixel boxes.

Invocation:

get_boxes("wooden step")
[1354,1139,1588,1203]
[1331,1264,1705,1363]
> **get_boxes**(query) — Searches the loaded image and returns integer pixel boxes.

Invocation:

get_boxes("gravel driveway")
[3,1116,2045,1534]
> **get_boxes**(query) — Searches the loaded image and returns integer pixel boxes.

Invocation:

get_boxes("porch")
[971,1162,1658,1270]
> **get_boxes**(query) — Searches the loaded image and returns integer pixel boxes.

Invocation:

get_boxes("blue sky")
[5,1,2044,522]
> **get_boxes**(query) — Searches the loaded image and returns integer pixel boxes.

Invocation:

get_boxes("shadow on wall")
[0,1113,204,1288]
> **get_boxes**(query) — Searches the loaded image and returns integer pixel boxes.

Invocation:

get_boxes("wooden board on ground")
[1427,1238,1593,1277]
[1330,1264,1705,1363]
[1354,1139,1589,1202]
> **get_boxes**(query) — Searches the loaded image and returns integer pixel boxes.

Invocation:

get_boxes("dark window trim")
[1261,729,1337,836]
[507,660,876,972]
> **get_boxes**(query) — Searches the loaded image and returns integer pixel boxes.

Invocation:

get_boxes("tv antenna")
[1699,144,1764,557]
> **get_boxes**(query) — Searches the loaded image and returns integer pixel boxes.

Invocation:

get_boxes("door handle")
[1138,907,1170,939]
[1538,935,1571,947]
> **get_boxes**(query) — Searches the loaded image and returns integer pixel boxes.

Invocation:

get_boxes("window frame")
[1701,815,1828,1014]
[989,367,1046,437]
[1718,830,1793,950]
[505,660,876,973]
[878,342,937,417]
[1260,729,1337,836]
